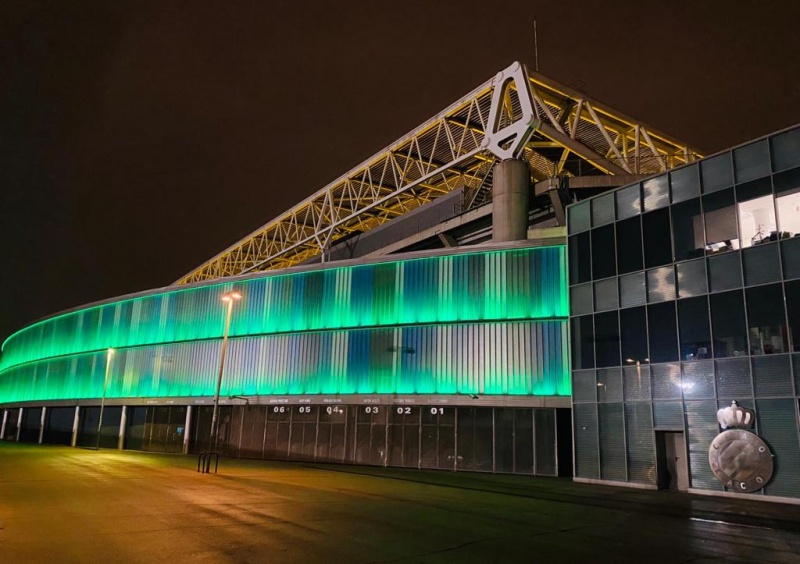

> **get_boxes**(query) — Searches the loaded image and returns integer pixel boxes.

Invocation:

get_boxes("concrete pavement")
[1,442,799,563]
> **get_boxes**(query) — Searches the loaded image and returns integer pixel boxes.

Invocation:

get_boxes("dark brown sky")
[1,0,799,341]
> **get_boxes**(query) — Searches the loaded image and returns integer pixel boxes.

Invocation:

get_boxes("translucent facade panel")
[568,200,591,234]
[670,164,700,204]
[742,243,781,286]
[733,139,770,184]
[676,259,707,298]
[592,193,615,227]
[756,399,800,498]
[643,176,670,212]
[594,278,618,312]
[625,402,655,484]
[684,400,720,489]
[703,188,739,252]
[3,248,570,374]
[701,153,733,194]
[771,128,800,172]
[573,403,599,479]
[598,403,626,481]
[572,369,597,403]
[616,184,641,220]
[652,363,681,400]
[710,290,748,358]
[619,272,647,308]
[681,361,715,400]
[672,198,705,261]
[642,208,673,268]
[708,251,742,292]
[570,283,593,316]
[597,368,623,402]
[616,217,643,274]
[715,358,752,399]
[746,284,788,355]
[0,320,571,403]
[653,401,683,429]
[647,266,675,303]
[623,365,651,401]
[752,355,793,397]
[783,237,800,280]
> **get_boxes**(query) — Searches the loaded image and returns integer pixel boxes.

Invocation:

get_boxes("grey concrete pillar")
[15,408,23,441]
[71,406,80,447]
[1,410,8,440]
[38,406,46,444]
[118,406,127,450]
[183,406,193,455]
[492,158,530,242]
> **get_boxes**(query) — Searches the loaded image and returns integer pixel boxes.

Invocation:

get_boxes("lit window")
[776,187,800,238]
[738,195,777,247]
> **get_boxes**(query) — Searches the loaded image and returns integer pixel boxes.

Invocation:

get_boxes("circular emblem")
[708,429,773,492]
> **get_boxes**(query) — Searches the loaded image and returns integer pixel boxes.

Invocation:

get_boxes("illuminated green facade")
[0,246,569,403]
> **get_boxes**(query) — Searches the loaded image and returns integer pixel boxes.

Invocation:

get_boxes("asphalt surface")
[1,442,799,563]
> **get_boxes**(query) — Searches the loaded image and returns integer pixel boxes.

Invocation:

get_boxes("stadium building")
[2,62,798,502]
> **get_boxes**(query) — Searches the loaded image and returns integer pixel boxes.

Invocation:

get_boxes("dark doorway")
[655,431,689,491]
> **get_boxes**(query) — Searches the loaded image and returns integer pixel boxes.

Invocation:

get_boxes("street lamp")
[208,291,242,460]
[95,348,115,450]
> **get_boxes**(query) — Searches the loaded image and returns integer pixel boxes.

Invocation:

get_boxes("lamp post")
[208,291,242,462]
[95,348,115,450]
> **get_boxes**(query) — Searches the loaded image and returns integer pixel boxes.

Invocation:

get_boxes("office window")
[591,225,616,280]
[616,217,643,274]
[678,296,711,361]
[774,169,800,237]
[710,291,748,358]
[647,301,679,363]
[571,315,595,369]
[786,281,800,352]
[594,311,621,368]
[620,306,648,365]
[746,284,788,355]
[642,208,673,268]
[738,194,777,248]
[569,232,591,284]
[672,198,705,261]
[703,188,739,253]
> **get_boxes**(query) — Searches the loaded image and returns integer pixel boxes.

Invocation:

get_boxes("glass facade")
[568,126,800,499]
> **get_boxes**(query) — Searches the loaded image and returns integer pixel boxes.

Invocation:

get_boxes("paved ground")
[1,443,800,563]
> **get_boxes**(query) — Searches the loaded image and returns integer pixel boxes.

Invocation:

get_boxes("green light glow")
[0,247,570,403]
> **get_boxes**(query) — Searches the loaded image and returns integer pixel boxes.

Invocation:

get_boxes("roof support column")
[492,159,530,242]
[183,406,193,455]
[38,406,46,444]
[118,405,127,450]
[71,406,80,447]
[16,408,23,441]
[1,410,7,440]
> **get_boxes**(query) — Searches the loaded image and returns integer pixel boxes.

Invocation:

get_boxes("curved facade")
[0,245,573,476]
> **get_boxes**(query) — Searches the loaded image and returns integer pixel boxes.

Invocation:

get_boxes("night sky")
[1,1,799,342]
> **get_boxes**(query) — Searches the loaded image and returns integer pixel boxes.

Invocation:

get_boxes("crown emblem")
[716,400,755,430]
